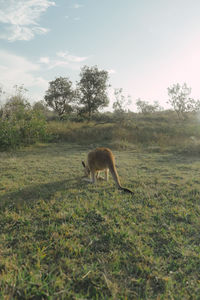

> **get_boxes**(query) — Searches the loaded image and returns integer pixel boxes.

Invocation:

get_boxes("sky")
[1,0,200,110]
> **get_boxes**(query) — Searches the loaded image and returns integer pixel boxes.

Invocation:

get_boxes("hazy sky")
[0,0,200,110]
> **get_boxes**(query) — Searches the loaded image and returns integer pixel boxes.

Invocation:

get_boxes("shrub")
[0,120,20,150]
[0,97,47,151]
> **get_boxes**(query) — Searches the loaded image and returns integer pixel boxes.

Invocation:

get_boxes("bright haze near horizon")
[0,0,200,111]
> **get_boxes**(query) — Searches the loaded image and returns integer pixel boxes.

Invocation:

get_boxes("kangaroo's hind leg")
[91,171,96,184]
[105,168,109,181]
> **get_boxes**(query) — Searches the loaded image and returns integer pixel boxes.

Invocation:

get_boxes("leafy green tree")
[167,83,200,119]
[77,65,109,118]
[44,77,75,118]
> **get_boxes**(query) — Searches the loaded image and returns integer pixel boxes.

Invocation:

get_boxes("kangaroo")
[82,147,134,194]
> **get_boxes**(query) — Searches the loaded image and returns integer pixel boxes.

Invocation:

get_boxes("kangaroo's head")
[82,161,90,177]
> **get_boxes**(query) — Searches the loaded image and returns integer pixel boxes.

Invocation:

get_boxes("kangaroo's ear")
[82,161,86,168]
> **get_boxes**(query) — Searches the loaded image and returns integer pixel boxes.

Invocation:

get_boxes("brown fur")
[82,147,134,194]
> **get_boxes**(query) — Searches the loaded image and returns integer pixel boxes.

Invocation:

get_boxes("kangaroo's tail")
[108,162,134,195]
[119,186,134,195]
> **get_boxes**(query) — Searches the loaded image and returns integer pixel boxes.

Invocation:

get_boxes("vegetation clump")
[0,86,47,150]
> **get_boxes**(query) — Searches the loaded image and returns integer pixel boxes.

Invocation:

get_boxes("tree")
[167,83,200,119]
[2,85,31,120]
[0,84,5,117]
[32,100,48,113]
[44,77,75,118]
[136,99,162,114]
[77,65,109,118]
[0,84,5,102]
[112,88,132,113]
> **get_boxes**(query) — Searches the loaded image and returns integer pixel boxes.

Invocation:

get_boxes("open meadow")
[2,1,200,298]
[0,137,200,299]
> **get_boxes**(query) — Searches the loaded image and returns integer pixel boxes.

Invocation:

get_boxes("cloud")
[39,56,50,64]
[0,50,48,100]
[0,48,90,101]
[56,51,88,63]
[48,60,69,70]
[39,51,89,70]
[0,0,55,41]
[73,4,83,9]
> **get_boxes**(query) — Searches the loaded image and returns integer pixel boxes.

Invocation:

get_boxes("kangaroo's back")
[87,147,121,187]
[87,147,115,170]
[84,147,134,195]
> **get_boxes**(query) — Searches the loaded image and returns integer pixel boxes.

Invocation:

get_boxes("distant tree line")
[1,65,200,123]
[43,65,200,120]
[1,65,200,149]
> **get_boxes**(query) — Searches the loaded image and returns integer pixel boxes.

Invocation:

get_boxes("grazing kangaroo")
[82,147,134,194]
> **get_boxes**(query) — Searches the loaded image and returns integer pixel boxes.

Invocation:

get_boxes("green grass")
[0,143,200,299]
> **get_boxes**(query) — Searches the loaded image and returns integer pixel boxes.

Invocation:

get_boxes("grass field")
[0,142,200,299]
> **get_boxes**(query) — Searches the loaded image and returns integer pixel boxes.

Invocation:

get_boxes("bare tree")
[167,83,200,119]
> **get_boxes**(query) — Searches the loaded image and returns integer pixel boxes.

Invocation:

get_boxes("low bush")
[0,98,48,151]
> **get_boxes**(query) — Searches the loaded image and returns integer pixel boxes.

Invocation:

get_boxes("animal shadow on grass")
[0,177,83,210]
